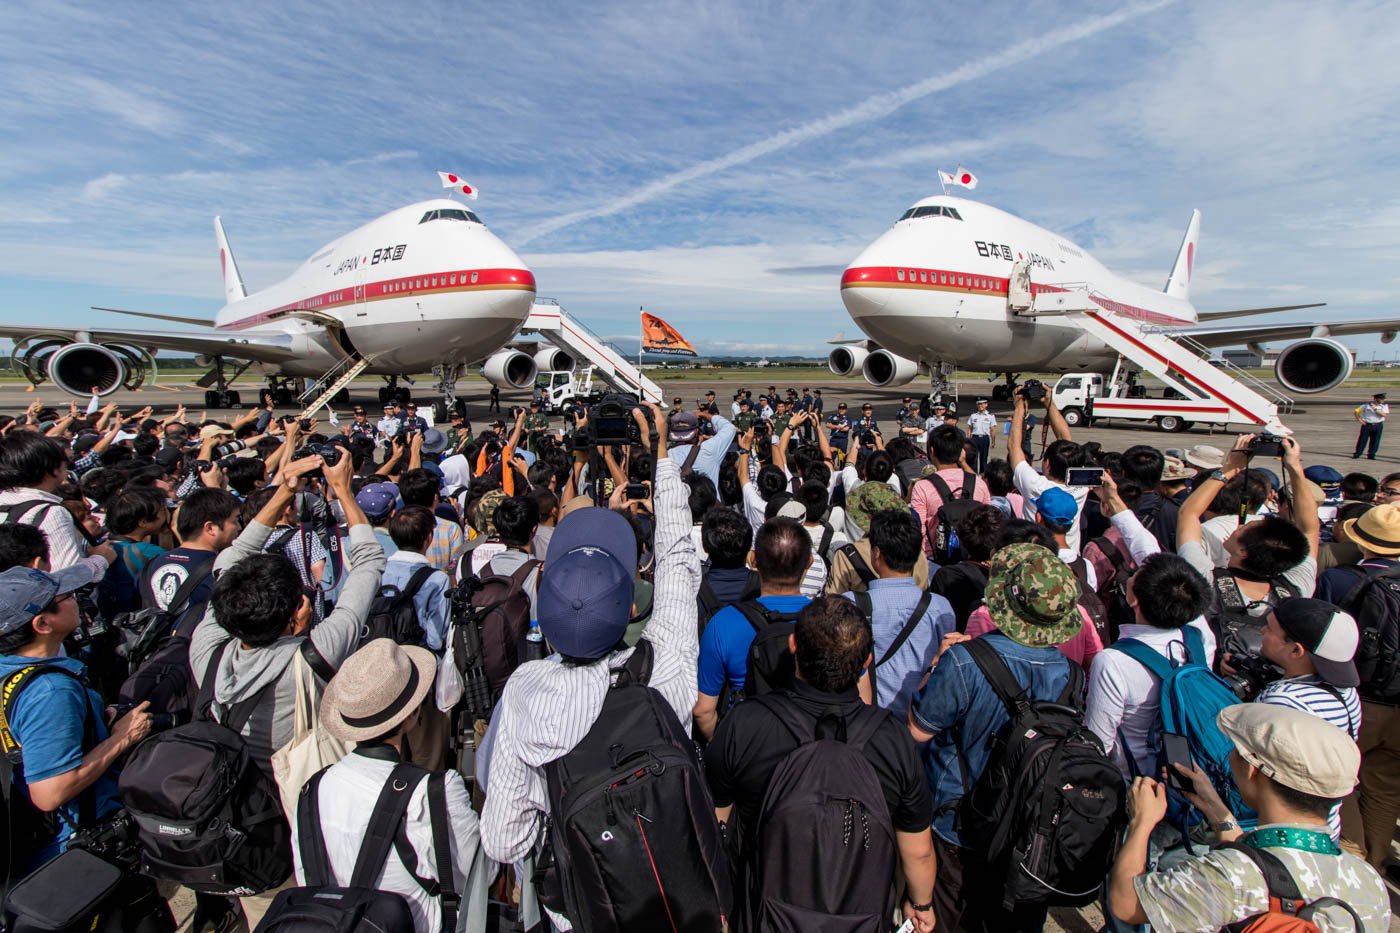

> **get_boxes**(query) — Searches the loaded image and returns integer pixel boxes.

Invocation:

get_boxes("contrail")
[516,0,1176,245]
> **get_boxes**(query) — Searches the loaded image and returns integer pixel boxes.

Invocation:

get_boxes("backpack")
[0,664,95,882]
[1338,564,1400,703]
[850,590,934,701]
[1109,625,1255,831]
[0,499,59,530]
[955,638,1123,910]
[453,558,540,698]
[536,640,731,933]
[114,559,215,721]
[748,694,897,931]
[1206,568,1300,663]
[920,473,980,563]
[117,642,301,896]
[361,565,437,648]
[735,600,805,699]
[836,543,876,587]
[261,762,459,933]
[1068,556,1113,648]
[1222,842,1366,933]
[95,539,147,619]
[1086,535,1137,642]
[929,560,989,633]
[696,568,760,635]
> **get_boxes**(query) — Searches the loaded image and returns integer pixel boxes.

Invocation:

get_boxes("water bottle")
[521,619,548,662]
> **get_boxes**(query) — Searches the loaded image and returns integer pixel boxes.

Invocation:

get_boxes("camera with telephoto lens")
[585,393,642,447]
[290,443,343,477]
[69,810,142,872]
[1019,379,1047,402]
[1220,653,1282,701]
[1248,432,1284,458]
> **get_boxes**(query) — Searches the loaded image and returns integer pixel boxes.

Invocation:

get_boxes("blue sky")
[3,0,1400,360]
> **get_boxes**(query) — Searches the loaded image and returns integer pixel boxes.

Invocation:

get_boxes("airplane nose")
[840,274,888,322]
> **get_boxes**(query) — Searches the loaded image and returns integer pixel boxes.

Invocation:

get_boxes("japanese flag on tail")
[436,171,478,200]
[953,166,978,189]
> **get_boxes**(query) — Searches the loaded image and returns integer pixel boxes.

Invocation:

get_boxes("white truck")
[535,365,601,413]
[1050,370,1279,434]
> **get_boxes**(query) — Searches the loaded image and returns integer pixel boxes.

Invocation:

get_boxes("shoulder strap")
[0,664,86,759]
[1338,564,1400,615]
[1093,535,1127,575]
[741,569,762,600]
[617,639,654,688]
[296,770,333,887]
[841,543,875,584]
[508,558,542,585]
[874,592,935,671]
[753,693,816,745]
[299,637,337,683]
[923,473,955,503]
[697,576,721,616]
[960,637,1031,720]
[0,500,54,527]
[425,772,460,931]
[818,522,834,557]
[401,564,439,600]
[349,763,431,889]
[1221,843,1366,931]
[166,559,214,616]
[852,591,874,624]
[1109,637,1175,681]
[959,471,976,498]
[680,437,704,476]
[734,600,773,634]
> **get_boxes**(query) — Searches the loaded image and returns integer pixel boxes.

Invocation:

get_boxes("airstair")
[521,299,665,404]
[297,354,371,420]
[1010,264,1291,433]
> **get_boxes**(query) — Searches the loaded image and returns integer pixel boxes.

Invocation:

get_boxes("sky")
[3,0,1400,362]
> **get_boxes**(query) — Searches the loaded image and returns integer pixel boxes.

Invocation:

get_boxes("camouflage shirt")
[1133,827,1390,933]
[525,413,550,436]
[734,411,756,433]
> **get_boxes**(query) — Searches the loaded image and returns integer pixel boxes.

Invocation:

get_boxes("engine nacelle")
[828,345,869,377]
[482,349,538,389]
[1274,337,1354,394]
[862,349,921,388]
[533,347,574,373]
[48,344,126,396]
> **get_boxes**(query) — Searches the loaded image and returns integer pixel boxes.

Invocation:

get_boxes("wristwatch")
[1208,469,1227,483]
[906,896,934,913]
[1212,817,1239,832]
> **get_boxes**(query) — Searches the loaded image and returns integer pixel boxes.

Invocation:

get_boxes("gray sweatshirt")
[190,520,386,775]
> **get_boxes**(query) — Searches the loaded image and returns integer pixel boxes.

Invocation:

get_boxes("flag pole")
[638,306,644,369]
[938,169,948,196]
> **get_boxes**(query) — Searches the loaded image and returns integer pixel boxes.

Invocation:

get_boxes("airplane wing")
[1183,317,1400,349]
[0,324,300,363]
[1193,302,1325,323]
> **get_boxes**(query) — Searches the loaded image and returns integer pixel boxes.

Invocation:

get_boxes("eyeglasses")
[1380,487,1400,497]
[45,592,76,612]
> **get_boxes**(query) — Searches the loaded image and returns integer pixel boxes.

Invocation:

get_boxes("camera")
[109,702,178,734]
[586,393,642,447]
[290,443,343,476]
[69,811,142,871]
[1220,653,1281,701]
[1248,432,1283,457]
[1019,379,1046,402]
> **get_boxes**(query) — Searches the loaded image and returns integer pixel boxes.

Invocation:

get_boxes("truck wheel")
[1061,407,1085,428]
[1157,414,1184,432]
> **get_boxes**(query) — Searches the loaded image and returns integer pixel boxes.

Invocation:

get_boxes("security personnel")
[967,398,997,471]
[734,398,757,434]
[525,401,550,455]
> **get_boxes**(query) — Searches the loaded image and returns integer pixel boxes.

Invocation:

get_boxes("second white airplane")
[834,195,1400,399]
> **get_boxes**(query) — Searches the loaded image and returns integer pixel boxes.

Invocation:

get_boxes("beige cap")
[1217,703,1360,798]
[1183,444,1225,471]
[199,424,234,442]
[1160,456,1194,482]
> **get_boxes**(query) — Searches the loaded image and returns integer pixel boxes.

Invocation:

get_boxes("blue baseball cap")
[0,566,89,635]
[538,508,638,660]
[1032,486,1079,528]
[1305,465,1344,501]
[355,482,399,521]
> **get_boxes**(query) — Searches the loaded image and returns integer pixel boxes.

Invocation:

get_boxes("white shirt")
[0,488,89,571]
[1361,401,1389,424]
[1012,462,1089,555]
[292,751,492,933]
[967,411,996,436]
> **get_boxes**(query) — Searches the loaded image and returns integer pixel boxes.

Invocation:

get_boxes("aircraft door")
[1007,260,1033,314]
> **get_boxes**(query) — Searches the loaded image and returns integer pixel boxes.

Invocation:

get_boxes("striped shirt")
[1257,676,1361,839]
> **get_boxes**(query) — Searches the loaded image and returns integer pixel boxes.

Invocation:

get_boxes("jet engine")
[1274,338,1354,394]
[533,347,574,373]
[862,349,922,388]
[482,349,538,389]
[828,345,869,377]
[47,344,126,396]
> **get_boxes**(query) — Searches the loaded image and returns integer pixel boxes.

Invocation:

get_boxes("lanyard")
[1242,826,1340,855]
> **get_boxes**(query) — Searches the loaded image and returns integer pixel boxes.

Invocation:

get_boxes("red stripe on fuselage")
[219,267,536,331]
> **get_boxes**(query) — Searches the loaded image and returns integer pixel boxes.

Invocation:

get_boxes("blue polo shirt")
[0,654,121,870]
[909,632,1072,847]
[697,595,810,698]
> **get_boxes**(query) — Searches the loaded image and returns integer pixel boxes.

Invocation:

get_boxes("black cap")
[1275,598,1360,688]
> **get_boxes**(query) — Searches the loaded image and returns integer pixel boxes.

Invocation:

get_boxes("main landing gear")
[377,375,414,407]
[200,356,250,409]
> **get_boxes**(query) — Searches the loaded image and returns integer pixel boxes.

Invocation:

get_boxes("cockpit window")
[419,208,482,224]
[897,205,963,221]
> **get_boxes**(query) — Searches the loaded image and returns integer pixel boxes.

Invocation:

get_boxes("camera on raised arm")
[585,393,643,447]
[290,443,342,477]
[1247,432,1283,457]
[1017,378,1046,402]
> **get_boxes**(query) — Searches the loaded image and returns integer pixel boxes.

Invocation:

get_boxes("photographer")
[0,565,153,873]
[1008,380,1089,554]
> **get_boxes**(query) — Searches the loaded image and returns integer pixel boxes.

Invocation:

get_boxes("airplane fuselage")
[212,199,535,376]
[840,196,1197,372]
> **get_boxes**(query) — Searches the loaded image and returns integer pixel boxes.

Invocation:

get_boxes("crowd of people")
[1,380,1398,933]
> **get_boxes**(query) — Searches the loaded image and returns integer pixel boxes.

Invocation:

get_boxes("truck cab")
[535,365,598,414]
[1051,373,1103,427]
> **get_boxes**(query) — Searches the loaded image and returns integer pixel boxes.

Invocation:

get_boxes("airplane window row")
[894,268,1004,291]
[381,271,482,294]
[897,205,964,221]
[419,209,483,224]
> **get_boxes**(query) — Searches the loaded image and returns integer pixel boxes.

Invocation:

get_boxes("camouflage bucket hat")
[846,481,907,535]
[984,542,1083,647]
[475,488,508,536]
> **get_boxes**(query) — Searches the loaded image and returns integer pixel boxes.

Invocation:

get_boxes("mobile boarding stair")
[1008,263,1292,434]
[297,354,371,420]
[521,299,665,404]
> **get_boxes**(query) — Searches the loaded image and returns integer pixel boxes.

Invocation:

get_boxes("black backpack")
[453,558,540,698]
[1206,569,1300,663]
[850,590,934,701]
[0,664,95,882]
[929,560,989,633]
[536,641,731,933]
[1340,564,1400,702]
[256,762,459,933]
[836,543,876,588]
[748,694,897,931]
[696,567,760,635]
[361,565,437,648]
[920,473,980,563]
[1067,557,1113,648]
[735,600,804,699]
[1086,535,1136,642]
[116,641,308,896]
[956,638,1124,910]
[113,559,215,722]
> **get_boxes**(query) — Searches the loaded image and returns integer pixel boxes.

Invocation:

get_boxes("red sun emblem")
[960,173,972,184]
[447,174,459,183]
[461,185,473,194]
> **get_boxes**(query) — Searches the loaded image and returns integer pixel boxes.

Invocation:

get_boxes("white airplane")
[0,199,565,417]
[834,194,1400,399]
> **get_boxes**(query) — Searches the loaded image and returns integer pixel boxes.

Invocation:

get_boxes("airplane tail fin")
[1164,209,1200,301]
[214,216,247,304]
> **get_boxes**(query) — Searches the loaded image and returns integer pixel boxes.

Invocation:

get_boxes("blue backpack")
[1109,625,1254,830]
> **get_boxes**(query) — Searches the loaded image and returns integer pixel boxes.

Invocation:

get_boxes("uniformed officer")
[525,400,550,454]
[967,398,997,471]
[734,398,756,434]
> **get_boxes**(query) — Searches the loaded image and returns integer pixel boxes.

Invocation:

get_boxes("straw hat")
[320,638,436,742]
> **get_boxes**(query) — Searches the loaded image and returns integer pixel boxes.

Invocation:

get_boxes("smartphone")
[894,921,915,933]
[625,482,648,501]
[1067,467,1105,487]
[1162,732,1193,792]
